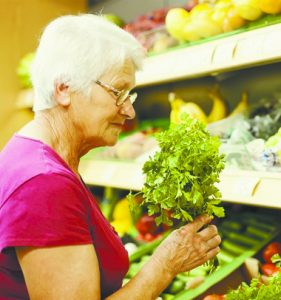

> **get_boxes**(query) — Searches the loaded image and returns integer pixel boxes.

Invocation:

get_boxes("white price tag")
[212,41,237,65]
[232,177,261,198]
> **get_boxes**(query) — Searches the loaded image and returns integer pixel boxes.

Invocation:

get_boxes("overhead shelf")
[15,22,281,108]
[79,159,281,210]
[136,22,281,87]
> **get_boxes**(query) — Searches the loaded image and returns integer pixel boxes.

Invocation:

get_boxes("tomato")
[261,263,281,276]
[136,233,145,242]
[143,233,155,242]
[262,242,281,263]
[203,295,225,300]
[136,214,158,235]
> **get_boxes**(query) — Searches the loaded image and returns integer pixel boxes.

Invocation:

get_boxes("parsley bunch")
[132,115,225,226]
[225,254,281,299]
[225,272,281,300]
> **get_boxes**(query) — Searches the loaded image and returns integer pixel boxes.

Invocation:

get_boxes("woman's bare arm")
[106,215,220,300]
[16,215,220,300]
[16,244,101,300]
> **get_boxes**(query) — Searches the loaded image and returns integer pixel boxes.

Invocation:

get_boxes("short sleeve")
[0,173,92,252]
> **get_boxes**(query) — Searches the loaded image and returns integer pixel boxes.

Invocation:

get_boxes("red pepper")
[262,242,281,263]
[261,263,281,276]
[136,214,158,235]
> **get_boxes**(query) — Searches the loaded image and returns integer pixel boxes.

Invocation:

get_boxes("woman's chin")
[104,134,120,147]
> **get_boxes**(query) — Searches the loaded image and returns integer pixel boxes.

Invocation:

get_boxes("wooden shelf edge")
[79,159,281,209]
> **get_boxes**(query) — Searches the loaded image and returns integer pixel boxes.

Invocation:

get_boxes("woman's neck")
[18,108,89,177]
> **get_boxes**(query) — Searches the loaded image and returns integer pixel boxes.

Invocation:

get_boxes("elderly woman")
[0,14,221,300]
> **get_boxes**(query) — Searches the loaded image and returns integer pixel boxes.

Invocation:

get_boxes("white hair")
[31,14,146,112]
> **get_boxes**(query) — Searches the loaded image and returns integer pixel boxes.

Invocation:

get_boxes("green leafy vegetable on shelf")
[17,52,35,88]
[225,271,281,300]
[128,114,225,226]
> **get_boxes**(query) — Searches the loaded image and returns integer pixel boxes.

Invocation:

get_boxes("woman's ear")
[54,80,71,107]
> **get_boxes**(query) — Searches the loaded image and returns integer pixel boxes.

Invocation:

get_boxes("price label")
[232,177,261,198]
[212,41,237,65]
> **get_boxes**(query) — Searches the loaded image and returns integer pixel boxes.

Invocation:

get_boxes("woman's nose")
[119,100,136,120]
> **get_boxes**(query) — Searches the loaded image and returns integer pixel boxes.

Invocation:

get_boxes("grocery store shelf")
[136,23,281,87]
[15,24,281,108]
[79,159,281,209]
[79,159,144,191]
[218,169,281,209]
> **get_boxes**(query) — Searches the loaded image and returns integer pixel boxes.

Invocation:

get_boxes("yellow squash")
[169,93,208,124]
[207,91,228,123]
[258,0,281,14]
[229,92,249,117]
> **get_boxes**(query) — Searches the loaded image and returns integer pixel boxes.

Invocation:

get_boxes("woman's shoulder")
[0,135,81,206]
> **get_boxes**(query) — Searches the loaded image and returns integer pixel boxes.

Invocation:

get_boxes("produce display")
[120,0,281,53]
[169,88,229,125]
[165,0,281,44]
[122,210,281,299]
[208,93,281,171]
[82,82,281,176]
[123,8,178,53]
[167,87,281,172]
[225,271,281,300]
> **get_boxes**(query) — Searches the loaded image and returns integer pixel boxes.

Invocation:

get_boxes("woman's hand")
[151,215,221,277]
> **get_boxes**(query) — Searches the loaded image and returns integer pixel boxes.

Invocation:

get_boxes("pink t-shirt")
[0,135,129,299]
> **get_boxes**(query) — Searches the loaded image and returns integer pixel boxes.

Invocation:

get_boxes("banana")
[169,93,185,124]
[169,92,208,124]
[229,92,249,117]
[207,91,228,123]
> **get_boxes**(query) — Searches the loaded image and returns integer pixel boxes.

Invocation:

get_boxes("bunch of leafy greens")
[129,115,225,226]
[225,270,281,300]
[17,52,35,88]
[225,255,281,299]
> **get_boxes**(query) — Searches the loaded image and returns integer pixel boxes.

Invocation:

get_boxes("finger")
[198,225,218,241]
[207,246,220,260]
[187,215,213,233]
[206,235,221,250]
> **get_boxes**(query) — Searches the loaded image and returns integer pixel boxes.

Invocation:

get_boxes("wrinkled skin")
[151,215,221,277]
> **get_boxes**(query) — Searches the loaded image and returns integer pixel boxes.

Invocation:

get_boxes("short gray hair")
[31,14,145,112]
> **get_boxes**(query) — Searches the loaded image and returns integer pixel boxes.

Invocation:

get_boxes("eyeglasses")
[95,80,137,106]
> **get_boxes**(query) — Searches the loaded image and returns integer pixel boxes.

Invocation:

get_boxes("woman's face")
[70,60,136,148]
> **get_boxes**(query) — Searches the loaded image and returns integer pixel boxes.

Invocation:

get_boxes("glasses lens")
[129,93,137,104]
[116,91,129,106]
[116,91,137,106]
